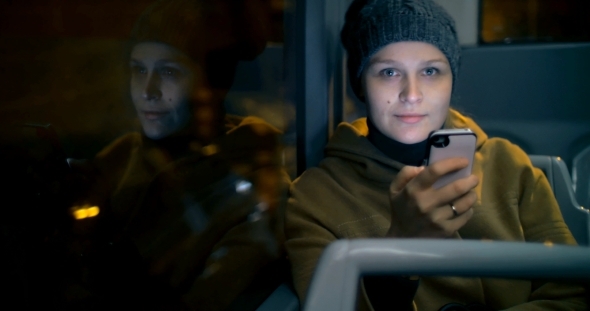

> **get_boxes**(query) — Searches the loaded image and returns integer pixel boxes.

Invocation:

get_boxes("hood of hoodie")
[323,109,488,184]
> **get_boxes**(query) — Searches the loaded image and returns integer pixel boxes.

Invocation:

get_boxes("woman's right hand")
[386,157,479,238]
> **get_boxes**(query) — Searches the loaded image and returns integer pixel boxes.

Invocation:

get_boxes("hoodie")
[285,109,586,310]
[67,115,287,311]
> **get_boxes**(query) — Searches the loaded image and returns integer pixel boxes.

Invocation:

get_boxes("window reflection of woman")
[67,0,287,310]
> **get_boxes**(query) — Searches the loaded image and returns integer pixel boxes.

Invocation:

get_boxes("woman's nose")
[399,76,423,105]
[142,74,162,100]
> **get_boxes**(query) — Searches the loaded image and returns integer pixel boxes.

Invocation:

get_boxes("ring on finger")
[450,204,459,216]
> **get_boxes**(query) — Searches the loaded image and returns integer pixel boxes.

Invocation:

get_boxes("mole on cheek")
[169,98,172,102]
[387,100,390,104]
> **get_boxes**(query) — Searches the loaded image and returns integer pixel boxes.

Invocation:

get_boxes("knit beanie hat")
[341,0,461,100]
[130,0,270,90]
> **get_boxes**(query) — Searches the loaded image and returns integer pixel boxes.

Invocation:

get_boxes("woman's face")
[361,41,453,144]
[130,42,196,140]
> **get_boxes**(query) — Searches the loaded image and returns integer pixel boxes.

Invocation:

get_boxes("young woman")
[65,0,287,310]
[284,0,586,310]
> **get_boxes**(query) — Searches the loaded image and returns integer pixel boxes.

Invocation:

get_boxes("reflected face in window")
[130,42,196,140]
[362,41,453,144]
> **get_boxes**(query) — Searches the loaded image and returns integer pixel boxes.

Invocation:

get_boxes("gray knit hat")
[341,0,461,100]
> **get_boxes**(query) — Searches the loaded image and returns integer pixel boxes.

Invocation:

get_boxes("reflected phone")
[425,129,477,189]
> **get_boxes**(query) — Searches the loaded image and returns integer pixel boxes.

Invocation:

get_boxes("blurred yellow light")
[73,209,88,220]
[86,206,100,217]
[71,205,100,220]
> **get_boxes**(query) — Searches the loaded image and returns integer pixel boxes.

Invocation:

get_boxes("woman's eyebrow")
[368,58,398,66]
[155,59,190,68]
[129,59,143,65]
[368,58,448,66]
[423,59,448,65]
[155,59,175,65]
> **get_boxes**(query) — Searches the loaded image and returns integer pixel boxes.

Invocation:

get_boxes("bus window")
[0,1,293,310]
[480,0,590,44]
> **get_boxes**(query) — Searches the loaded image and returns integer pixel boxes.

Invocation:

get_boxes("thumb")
[390,166,424,193]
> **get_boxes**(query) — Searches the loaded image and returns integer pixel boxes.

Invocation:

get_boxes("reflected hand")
[387,158,478,238]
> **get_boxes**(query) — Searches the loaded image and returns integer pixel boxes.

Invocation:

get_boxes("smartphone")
[425,129,477,189]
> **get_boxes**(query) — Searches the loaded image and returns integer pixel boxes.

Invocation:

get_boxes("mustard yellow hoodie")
[71,115,286,310]
[285,109,586,310]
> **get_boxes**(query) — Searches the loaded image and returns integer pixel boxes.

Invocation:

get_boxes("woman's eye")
[380,69,396,77]
[161,67,180,77]
[131,65,147,75]
[424,68,438,76]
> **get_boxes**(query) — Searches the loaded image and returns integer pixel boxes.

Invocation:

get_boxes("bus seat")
[453,43,590,169]
[573,146,590,214]
[529,155,590,246]
[304,239,590,311]
[256,282,300,311]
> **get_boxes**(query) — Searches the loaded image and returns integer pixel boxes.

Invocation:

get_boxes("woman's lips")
[395,114,425,124]
[142,111,169,121]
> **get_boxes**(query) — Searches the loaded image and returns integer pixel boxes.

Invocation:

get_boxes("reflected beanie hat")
[341,0,461,100]
[130,0,270,89]
[131,0,269,62]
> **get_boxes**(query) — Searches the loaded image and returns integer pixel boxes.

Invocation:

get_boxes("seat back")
[304,239,590,311]
[573,146,590,212]
[529,155,590,246]
[453,44,590,169]
[256,283,300,311]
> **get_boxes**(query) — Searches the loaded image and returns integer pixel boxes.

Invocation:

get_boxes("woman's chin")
[390,131,430,145]
[142,126,170,140]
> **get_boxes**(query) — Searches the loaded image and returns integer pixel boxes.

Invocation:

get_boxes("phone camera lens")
[432,135,450,148]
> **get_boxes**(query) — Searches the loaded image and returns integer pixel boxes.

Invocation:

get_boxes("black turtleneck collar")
[142,132,196,161]
[367,118,428,167]
[142,114,227,161]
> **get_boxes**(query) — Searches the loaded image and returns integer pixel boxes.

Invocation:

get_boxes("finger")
[444,208,474,235]
[451,190,478,215]
[414,157,469,189]
[428,189,477,226]
[430,206,475,237]
[432,190,477,220]
[407,175,477,214]
[422,205,474,238]
[390,166,424,193]
[429,204,455,224]
[435,174,479,205]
